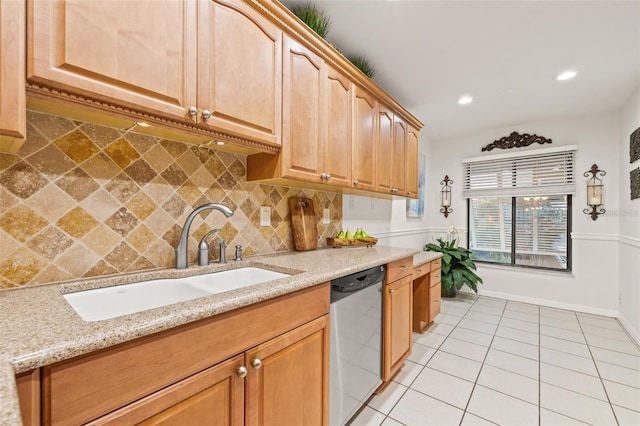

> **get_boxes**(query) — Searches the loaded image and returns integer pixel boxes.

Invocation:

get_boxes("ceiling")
[283,0,640,141]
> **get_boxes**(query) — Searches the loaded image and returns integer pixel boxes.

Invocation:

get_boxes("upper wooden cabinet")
[22,0,423,196]
[406,125,419,198]
[280,36,326,182]
[27,0,198,121]
[323,66,352,188]
[375,105,394,193]
[392,116,408,196]
[197,0,282,146]
[352,85,377,192]
[248,39,352,189]
[0,0,26,153]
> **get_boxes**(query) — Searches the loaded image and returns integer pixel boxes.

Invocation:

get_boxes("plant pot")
[441,285,457,298]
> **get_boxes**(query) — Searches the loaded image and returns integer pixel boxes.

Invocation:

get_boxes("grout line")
[575,310,621,426]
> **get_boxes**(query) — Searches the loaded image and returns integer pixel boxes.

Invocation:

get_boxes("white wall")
[346,110,634,319]
[617,88,640,343]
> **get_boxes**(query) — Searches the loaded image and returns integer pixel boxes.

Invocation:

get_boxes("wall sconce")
[583,164,605,221]
[440,175,453,218]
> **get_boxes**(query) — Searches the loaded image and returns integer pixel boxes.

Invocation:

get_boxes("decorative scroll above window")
[481,131,552,152]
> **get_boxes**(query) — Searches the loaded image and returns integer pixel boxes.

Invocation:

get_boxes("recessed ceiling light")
[556,71,577,81]
[458,96,473,105]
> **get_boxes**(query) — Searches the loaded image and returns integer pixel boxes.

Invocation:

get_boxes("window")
[463,146,575,271]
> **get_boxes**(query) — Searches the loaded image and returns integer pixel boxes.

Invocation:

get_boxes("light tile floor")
[350,293,640,426]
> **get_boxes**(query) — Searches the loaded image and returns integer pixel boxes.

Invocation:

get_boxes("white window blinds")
[462,146,577,198]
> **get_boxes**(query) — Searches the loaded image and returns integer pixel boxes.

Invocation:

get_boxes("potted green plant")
[424,227,483,297]
[290,3,331,39]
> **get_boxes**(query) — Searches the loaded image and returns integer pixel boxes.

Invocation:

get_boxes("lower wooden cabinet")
[429,263,442,323]
[245,316,329,425]
[89,315,329,426]
[412,258,442,333]
[38,284,330,426]
[382,258,413,384]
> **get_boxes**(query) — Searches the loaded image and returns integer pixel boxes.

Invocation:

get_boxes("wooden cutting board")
[289,197,318,251]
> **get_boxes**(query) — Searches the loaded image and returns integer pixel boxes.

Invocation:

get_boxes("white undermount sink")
[64,267,290,322]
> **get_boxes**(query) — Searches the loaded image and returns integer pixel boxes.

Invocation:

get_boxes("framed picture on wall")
[407,153,426,218]
[631,126,640,163]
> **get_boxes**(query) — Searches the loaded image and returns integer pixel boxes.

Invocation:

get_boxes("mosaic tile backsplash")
[0,111,342,289]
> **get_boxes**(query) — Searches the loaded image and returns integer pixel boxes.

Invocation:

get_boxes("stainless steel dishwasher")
[330,265,386,426]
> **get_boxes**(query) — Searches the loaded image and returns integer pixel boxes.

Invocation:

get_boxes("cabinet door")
[16,370,40,426]
[281,36,326,182]
[375,105,393,193]
[245,315,330,426]
[28,0,197,121]
[89,355,245,426]
[198,0,282,146]
[383,276,412,381]
[323,66,352,188]
[406,126,420,199]
[0,0,26,153]
[391,117,407,196]
[352,85,376,191]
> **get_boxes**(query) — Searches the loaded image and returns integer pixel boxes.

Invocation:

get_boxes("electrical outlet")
[323,208,330,224]
[350,196,355,210]
[260,206,271,226]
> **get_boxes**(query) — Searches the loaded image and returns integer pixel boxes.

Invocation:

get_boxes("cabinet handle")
[236,366,248,378]
[391,188,398,193]
[251,358,263,369]
[416,269,421,274]
[188,106,198,117]
[389,289,395,294]
[354,180,359,185]
[398,265,406,271]
[202,110,212,120]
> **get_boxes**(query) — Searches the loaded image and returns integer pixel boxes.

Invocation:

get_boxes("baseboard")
[617,314,640,348]
[476,289,619,318]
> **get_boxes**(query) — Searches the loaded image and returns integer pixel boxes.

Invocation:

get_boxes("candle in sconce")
[588,186,603,206]
[442,198,450,207]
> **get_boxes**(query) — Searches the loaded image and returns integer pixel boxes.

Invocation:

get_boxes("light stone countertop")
[413,250,443,268]
[0,246,418,425]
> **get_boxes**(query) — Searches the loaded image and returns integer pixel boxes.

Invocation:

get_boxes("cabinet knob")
[398,265,406,271]
[391,188,398,193]
[320,173,327,180]
[251,358,263,369]
[354,180,359,185]
[188,106,198,117]
[202,110,212,120]
[325,174,332,181]
[389,289,395,294]
[236,366,248,378]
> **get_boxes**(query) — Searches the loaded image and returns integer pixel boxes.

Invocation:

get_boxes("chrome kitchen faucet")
[175,203,233,269]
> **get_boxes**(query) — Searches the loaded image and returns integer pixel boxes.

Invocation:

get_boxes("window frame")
[467,195,572,272]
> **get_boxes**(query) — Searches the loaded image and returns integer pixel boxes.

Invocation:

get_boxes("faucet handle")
[218,239,227,264]
[198,228,221,266]
[235,245,243,261]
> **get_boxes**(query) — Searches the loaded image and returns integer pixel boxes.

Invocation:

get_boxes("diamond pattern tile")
[1,111,342,287]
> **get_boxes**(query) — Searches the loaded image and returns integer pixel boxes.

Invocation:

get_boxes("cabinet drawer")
[413,263,430,279]
[430,268,441,287]
[431,258,442,269]
[43,283,330,426]
[429,281,441,322]
[386,257,413,283]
